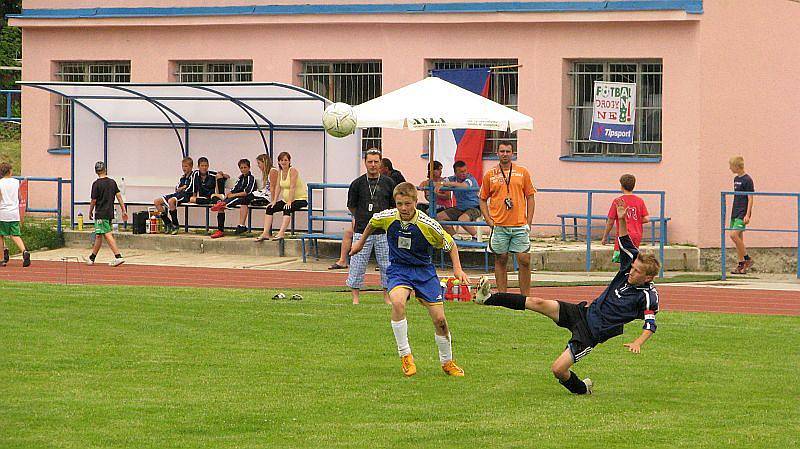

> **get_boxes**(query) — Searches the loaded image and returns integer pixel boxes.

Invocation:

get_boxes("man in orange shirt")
[479,141,536,295]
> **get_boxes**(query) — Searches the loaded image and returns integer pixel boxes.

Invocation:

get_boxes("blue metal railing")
[0,90,21,122]
[720,191,800,279]
[307,182,667,276]
[12,176,70,234]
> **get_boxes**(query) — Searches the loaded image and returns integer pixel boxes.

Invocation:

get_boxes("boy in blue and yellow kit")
[350,182,470,377]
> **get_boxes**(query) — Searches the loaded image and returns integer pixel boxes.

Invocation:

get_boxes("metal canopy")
[19,82,327,129]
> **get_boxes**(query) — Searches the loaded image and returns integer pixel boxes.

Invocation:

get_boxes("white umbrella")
[353,77,533,215]
[353,77,533,132]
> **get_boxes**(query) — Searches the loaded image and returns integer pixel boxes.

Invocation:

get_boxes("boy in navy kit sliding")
[209,159,256,238]
[474,198,660,395]
[153,157,194,235]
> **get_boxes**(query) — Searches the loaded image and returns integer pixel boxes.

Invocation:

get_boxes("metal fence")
[0,89,20,122]
[720,191,800,279]
[304,182,667,276]
[12,176,70,235]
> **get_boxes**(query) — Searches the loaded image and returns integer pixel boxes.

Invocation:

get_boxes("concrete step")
[64,230,699,272]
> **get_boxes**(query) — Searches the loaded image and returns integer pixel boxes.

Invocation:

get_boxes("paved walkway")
[1,248,798,316]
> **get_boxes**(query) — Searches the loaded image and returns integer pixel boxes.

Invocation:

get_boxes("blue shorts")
[387,263,443,305]
[162,191,191,205]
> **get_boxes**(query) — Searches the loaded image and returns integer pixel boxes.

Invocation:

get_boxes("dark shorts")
[442,207,481,221]
[223,193,254,208]
[266,199,308,215]
[162,191,191,205]
[556,301,596,363]
[192,196,212,205]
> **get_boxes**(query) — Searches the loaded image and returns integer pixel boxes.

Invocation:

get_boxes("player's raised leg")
[426,304,464,376]
[474,276,560,321]
[389,286,416,377]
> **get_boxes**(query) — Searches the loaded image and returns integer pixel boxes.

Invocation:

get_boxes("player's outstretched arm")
[623,329,654,354]
[349,224,374,256]
[615,199,629,238]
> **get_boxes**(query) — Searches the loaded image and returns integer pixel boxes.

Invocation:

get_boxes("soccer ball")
[322,102,357,138]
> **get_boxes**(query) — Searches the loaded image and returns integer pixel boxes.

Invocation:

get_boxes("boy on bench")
[153,157,194,235]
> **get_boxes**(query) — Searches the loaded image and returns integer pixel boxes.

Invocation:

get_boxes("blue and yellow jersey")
[370,208,454,266]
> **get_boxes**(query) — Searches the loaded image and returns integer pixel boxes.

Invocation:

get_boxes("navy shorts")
[556,301,596,363]
[162,191,191,205]
[387,263,443,305]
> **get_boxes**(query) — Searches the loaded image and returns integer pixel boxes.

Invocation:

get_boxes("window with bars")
[55,61,131,148]
[429,59,519,157]
[174,61,253,83]
[298,61,382,152]
[568,61,662,158]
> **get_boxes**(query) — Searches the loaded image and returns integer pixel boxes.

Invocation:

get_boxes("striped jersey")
[369,208,454,266]
[192,170,218,197]
[230,172,256,195]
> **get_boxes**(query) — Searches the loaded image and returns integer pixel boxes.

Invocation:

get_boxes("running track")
[1,261,798,316]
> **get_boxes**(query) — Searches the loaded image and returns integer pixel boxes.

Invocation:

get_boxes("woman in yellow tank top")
[259,151,309,241]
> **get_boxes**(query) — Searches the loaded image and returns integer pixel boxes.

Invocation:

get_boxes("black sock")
[744,254,751,261]
[484,292,527,310]
[115,254,122,259]
[2,248,8,262]
[161,212,171,227]
[559,371,588,395]
[169,210,179,227]
[218,213,225,231]
[89,253,97,261]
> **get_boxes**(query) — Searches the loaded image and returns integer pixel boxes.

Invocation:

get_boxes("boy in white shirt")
[0,162,30,267]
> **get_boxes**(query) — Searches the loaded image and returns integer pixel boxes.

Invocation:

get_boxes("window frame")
[298,60,382,153]
[173,61,253,83]
[567,60,663,159]
[428,59,519,158]
[54,61,131,149]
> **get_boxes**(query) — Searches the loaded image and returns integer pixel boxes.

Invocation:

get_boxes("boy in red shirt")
[601,174,649,263]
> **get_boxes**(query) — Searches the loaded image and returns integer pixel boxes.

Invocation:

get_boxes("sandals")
[328,263,349,270]
[254,236,270,242]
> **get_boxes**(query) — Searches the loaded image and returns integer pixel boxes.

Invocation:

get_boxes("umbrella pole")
[428,130,436,218]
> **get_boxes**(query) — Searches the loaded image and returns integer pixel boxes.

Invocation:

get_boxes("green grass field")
[1,281,797,449]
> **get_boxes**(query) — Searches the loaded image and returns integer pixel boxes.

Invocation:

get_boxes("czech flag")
[431,68,490,183]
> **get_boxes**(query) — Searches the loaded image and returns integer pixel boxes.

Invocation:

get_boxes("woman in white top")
[253,153,280,242]
[259,151,308,241]
[0,162,30,267]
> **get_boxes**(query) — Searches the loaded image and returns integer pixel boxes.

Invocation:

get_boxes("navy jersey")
[230,172,256,195]
[370,208,454,267]
[586,234,659,344]
[193,170,218,197]
[176,171,194,193]
[732,174,754,219]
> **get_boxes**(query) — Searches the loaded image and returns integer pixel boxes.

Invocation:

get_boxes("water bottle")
[77,213,84,231]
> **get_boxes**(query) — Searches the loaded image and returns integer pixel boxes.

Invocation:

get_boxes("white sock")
[435,333,453,364]
[391,319,411,357]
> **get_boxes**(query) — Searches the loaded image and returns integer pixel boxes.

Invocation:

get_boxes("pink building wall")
[11,0,800,248]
